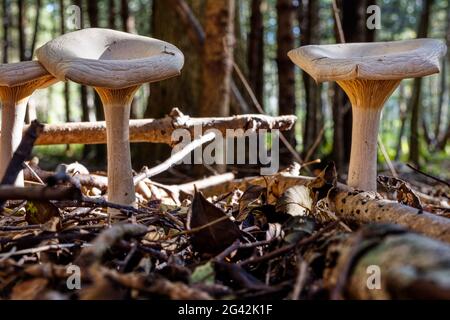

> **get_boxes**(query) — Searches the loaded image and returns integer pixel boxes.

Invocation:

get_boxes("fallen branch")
[133,132,216,185]
[323,224,450,299]
[0,185,82,201]
[327,185,450,243]
[21,109,297,146]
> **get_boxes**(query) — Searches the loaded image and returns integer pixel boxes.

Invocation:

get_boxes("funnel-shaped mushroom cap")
[0,61,55,88]
[36,28,185,89]
[288,39,447,83]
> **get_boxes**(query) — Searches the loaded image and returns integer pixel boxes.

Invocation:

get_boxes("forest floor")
[0,124,449,300]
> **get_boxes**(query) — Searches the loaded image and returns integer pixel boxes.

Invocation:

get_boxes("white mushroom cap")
[288,39,447,83]
[36,28,185,89]
[0,61,55,88]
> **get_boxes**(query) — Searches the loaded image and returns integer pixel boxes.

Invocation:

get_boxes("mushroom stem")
[337,79,400,191]
[96,86,139,214]
[0,88,29,186]
[348,106,382,191]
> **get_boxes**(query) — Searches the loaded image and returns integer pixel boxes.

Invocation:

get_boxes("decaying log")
[21,109,297,146]
[323,224,450,299]
[327,185,450,243]
[198,168,450,243]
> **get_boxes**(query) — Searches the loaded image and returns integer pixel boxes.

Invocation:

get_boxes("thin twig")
[378,136,398,178]
[407,163,450,187]
[0,243,91,259]
[331,0,346,43]
[167,215,230,239]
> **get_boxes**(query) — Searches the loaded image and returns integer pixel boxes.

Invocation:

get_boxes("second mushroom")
[289,39,447,191]
[36,28,184,212]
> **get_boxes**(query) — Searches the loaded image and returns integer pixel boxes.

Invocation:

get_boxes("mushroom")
[0,61,56,186]
[36,28,184,211]
[288,39,447,191]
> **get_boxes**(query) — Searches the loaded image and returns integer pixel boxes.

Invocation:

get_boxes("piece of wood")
[0,185,81,201]
[327,185,450,243]
[323,224,450,299]
[17,110,297,146]
[133,132,216,185]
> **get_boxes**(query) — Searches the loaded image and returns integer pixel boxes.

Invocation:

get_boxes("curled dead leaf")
[187,190,241,254]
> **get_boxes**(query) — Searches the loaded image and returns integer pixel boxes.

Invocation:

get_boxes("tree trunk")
[73,0,93,159]
[395,83,407,161]
[18,0,26,61]
[29,0,41,60]
[436,1,450,150]
[136,0,204,169]
[87,0,107,166]
[248,0,264,109]
[87,0,99,27]
[1,0,10,63]
[301,0,323,159]
[408,0,433,166]
[59,0,70,125]
[200,0,235,117]
[276,0,296,147]
[108,0,116,29]
[120,0,130,32]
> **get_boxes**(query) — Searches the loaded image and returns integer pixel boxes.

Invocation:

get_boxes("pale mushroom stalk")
[288,39,447,191]
[96,86,139,207]
[337,79,400,191]
[36,28,184,214]
[0,63,56,186]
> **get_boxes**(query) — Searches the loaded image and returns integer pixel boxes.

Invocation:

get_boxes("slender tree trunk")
[18,0,26,61]
[301,0,323,158]
[75,0,93,158]
[119,0,139,119]
[436,1,450,150]
[231,0,251,114]
[435,59,446,141]
[29,0,41,60]
[409,0,433,165]
[201,0,235,117]
[1,0,10,63]
[248,0,264,108]
[87,0,107,165]
[120,0,130,32]
[87,0,99,27]
[59,0,70,125]
[276,0,296,147]
[395,83,407,161]
[109,0,116,29]
[137,0,204,169]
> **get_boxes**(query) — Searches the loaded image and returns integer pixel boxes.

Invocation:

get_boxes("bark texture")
[26,111,297,146]
[276,0,296,146]
[323,224,450,299]
[200,0,235,117]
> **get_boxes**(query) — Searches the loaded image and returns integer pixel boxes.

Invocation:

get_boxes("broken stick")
[20,109,296,146]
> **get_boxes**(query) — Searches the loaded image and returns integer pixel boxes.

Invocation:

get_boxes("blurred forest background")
[0,0,449,181]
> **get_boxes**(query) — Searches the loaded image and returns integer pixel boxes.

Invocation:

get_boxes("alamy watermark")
[366,265,382,290]
[171,126,280,175]
[367,5,382,30]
